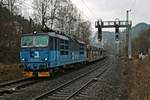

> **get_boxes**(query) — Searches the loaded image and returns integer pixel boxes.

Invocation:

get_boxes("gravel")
[74,55,128,100]
[0,58,107,100]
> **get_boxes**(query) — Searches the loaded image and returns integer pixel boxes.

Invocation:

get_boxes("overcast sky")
[22,0,150,31]
[71,0,150,30]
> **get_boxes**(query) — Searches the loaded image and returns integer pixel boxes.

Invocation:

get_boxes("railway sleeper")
[47,96,66,100]
[0,88,16,95]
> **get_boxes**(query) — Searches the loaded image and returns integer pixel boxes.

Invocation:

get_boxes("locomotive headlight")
[22,58,25,61]
[44,58,48,61]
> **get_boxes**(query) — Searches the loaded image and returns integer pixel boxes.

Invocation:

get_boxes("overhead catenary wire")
[72,0,91,21]
[130,0,137,10]
[80,0,98,20]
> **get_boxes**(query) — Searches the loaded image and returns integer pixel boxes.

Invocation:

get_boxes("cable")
[21,2,33,9]
[70,0,90,21]
[80,0,97,19]
[130,0,136,10]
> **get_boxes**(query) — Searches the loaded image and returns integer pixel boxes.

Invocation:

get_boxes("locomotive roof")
[48,32,69,40]
[22,31,86,44]
[22,32,69,40]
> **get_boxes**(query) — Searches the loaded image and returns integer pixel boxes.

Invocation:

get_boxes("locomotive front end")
[20,33,50,77]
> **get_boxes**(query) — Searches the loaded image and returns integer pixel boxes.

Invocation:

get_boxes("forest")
[0,0,92,63]
[132,29,150,56]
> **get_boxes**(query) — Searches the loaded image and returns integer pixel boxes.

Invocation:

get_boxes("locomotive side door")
[55,38,59,65]
[52,37,58,65]
[70,41,75,61]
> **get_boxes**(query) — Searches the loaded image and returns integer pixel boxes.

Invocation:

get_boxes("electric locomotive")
[20,31,87,77]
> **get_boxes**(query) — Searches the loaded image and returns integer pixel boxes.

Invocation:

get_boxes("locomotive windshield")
[21,35,49,47]
[35,36,49,47]
[21,36,33,47]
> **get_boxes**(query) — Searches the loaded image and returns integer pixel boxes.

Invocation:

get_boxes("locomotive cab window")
[21,36,33,47]
[21,35,49,47]
[35,36,49,47]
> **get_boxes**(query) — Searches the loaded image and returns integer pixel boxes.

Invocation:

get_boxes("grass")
[128,57,150,100]
[0,63,23,82]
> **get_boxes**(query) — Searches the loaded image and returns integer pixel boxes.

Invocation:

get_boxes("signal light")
[115,27,119,33]
[98,27,102,41]
[115,34,119,41]
[115,26,119,41]
[98,33,102,41]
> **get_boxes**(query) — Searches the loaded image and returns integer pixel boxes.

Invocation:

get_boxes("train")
[20,31,106,77]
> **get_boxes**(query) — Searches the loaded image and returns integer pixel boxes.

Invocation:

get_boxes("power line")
[22,2,33,9]
[73,0,91,21]
[130,0,137,10]
[80,0,97,19]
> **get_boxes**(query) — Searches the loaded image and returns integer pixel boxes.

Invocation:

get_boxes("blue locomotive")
[20,31,105,77]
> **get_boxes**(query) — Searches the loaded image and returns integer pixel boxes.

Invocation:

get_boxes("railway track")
[32,59,110,100]
[0,58,108,100]
[0,78,42,96]
[0,77,30,87]
[66,66,111,100]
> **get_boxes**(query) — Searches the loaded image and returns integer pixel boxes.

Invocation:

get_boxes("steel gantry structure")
[95,19,132,58]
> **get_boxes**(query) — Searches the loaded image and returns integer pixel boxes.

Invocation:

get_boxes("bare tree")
[33,0,61,30]
[33,0,92,43]
[132,29,150,55]
[1,0,24,15]
[0,0,3,5]
[33,0,49,30]
[54,0,78,34]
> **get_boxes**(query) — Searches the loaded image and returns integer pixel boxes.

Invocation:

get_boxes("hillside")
[0,5,39,63]
[131,23,150,38]
[132,29,150,55]
[90,31,115,47]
